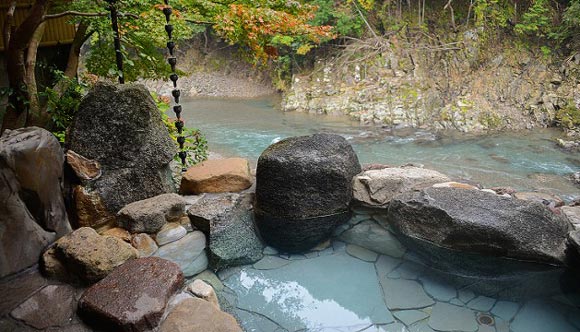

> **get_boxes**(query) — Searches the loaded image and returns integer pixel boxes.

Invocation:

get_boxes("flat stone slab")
[340,220,406,258]
[0,269,47,316]
[375,255,402,278]
[253,256,291,270]
[511,300,578,332]
[393,309,429,326]
[419,275,457,301]
[346,244,378,262]
[491,300,520,321]
[380,278,434,310]
[10,284,76,330]
[224,251,393,331]
[428,302,478,332]
[154,231,207,277]
[79,257,183,331]
[466,296,496,312]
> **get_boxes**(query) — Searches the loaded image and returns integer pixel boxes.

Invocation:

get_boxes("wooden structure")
[0,0,76,51]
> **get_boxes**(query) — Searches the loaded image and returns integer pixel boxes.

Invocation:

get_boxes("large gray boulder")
[255,134,361,252]
[68,83,176,218]
[0,127,70,278]
[387,187,571,266]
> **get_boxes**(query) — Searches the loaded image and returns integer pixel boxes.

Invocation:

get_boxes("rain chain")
[105,0,124,84]
[162,1,187,171]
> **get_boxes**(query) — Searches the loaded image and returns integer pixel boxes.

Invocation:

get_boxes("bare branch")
[3,0,17,48]
[42,11,139,21]
[185,19,215,25]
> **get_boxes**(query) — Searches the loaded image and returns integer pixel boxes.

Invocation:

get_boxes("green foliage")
[556,102,580,130]
[473,0,512,30]
[39,71,90,142]
[310,0,364,38]
[152,93,208,166]
[515,0,553,38]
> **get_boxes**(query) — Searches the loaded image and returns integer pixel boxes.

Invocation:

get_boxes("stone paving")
[218,211,580,332]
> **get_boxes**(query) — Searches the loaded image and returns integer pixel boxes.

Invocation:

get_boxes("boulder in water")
[387,187,571,266]
[255,134,361,252]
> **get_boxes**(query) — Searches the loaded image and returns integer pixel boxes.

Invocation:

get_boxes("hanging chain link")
[162,1,187,171]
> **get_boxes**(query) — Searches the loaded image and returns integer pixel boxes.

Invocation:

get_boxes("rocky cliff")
[282,31,580,134]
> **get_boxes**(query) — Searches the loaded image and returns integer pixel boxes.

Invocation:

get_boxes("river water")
[181,96,580,332]
[181,96,579,201]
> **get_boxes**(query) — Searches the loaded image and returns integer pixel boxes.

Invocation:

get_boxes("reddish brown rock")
[159,298,242,332]
[78,257,183,332]
[73,185,117,230]
[66,150,101,181]
[180,158,252,194]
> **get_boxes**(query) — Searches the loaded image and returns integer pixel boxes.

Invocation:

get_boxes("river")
[181,95,579,201]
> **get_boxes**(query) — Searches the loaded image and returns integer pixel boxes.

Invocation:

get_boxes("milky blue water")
[180,96,580,332]
[181,96,579,201]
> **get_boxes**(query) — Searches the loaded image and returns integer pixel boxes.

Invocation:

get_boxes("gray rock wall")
[283,34,580,133]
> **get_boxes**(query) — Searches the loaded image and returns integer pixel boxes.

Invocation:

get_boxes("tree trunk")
[25,21,46,126]
[1,0,50,133]
[52,23,90,97]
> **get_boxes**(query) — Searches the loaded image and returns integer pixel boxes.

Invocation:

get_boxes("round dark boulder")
[255,133,361,252]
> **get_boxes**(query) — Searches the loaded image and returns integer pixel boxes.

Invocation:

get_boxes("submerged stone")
[380,278,434,310]
[511,300,578,332]
[224,251,393,331]
[491,300,520,321]
[393,309,429,326]
[346,244,378,262]
[253,256,291,270]
[340,220,406,258]
[428,302,478,332]
[466,296,496,312]
[419,275,457,302]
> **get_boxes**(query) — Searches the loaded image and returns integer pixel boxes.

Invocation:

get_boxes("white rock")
[188,279,220,309]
